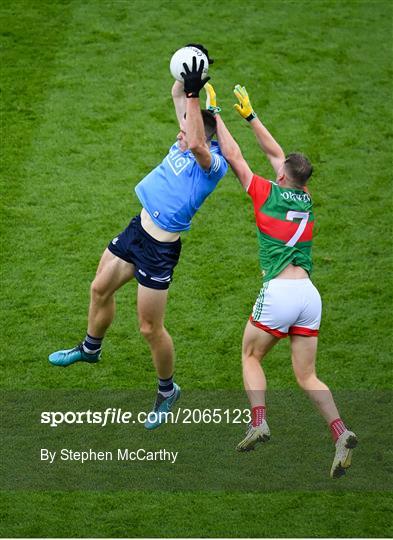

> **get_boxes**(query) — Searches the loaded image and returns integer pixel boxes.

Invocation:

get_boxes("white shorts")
[250,278,322,338]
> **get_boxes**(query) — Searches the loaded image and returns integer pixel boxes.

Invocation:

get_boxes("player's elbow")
[220,142,242,164]
[188,140,206,155]
[189,144,212,171]
[225,149,241,164]
[226,153,244,171]
[276,148,286,161]
[270,148,285,163]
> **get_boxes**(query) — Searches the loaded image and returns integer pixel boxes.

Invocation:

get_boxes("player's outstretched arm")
[182,56,212,170]
[172,80,186,125]
[205,83,253,190]
[215,114,253,190]
[185,98,212,170]
[233,85,285,177]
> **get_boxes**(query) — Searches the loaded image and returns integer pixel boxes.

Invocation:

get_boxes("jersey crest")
[166,147,191,176]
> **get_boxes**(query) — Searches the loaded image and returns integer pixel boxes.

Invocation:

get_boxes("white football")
[170,46,209,82]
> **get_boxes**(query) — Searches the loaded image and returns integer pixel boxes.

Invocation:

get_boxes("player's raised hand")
[233,84,257,122]
[205,82,216,108]
[181,56,210,98]
[205,82,221,115]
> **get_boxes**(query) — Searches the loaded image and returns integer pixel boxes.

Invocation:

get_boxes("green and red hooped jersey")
[247,174,315,282]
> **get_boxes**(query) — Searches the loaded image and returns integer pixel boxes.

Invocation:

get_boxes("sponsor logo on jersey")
[166,147,191,176]
[280,191,311,203]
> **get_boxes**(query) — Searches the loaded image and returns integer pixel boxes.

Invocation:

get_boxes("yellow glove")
[205,82,221,115]
[233,84,257,121]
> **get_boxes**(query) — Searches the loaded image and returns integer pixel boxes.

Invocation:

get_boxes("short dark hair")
[201,109,217,139]
[183,109,217,140]
[284,153,313,185]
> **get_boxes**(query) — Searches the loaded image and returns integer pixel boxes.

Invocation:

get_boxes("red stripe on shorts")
[289,326,319,336]
[249,316,288,338]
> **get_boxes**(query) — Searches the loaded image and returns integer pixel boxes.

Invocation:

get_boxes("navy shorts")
[108,215,182,290]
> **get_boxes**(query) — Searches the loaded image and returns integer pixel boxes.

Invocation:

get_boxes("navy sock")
[82,334,103,355]
[158,375,174,397]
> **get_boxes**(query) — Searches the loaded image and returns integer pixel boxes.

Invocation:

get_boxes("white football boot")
[237,420,271,452]
[330,429,358,479]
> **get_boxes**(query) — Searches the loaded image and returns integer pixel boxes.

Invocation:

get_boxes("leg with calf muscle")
[242,320,278,408]
[290,335,340,424]
[138,284,180,431]
[87,248,135,338]
[290,334,358,479]
[137,284,174,379]
[237,321,277,451]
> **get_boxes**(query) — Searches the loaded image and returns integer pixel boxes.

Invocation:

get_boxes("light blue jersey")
[135,141,227,232]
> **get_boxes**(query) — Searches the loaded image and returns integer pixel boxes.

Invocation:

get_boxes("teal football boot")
[144,383,181,430]
[48,343,101,367]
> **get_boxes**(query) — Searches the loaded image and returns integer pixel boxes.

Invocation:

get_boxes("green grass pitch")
[1,0,392,537]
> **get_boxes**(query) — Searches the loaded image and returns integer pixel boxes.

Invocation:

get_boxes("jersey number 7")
[285,211,309,247]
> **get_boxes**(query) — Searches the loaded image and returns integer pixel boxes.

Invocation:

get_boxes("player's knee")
[139,320,163,342]
[295,372,317,390]
[90,278,110,302]
[242,351,263,366]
